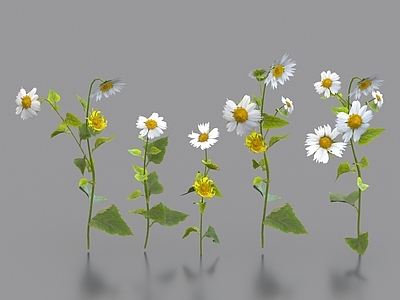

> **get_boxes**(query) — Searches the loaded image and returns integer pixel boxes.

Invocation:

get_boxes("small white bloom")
[222,95,262,136]
[350,75,383,99]
[305,124,347,164]
[188,122,219,150]
[281,96,294,114]
[91,78,125,101]
[372,90,384,108]
[314,70,341,97]
[136,112,167,139]
[335,100,373,142]
[265,54,296,89]
[15,87,41,120]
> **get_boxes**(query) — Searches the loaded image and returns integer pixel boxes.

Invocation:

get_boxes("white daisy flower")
[350,75,383,99]
[91,78,125,101]
[15,87,41,120]
[335,100,373,142]
[281,96,294,114]
[222,95,262,136]
[305,124,347,164]
[265,54,296,89]
[188,122,219,150]
[314,70,341,98]
[372,90,384,108]
[136,112,167,139]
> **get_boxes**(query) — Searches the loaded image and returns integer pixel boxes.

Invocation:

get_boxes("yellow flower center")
[100,81,114,93]
[273,65,285,78]
[88,111,107,131]
[233,107,248,123]
[251,139,263,152]
[319,136,332,149]
[198,133,209,142]
[145,119,157,130]
[21,95,32,109]
[347,114,362,129]
[321,78,332,88]
[285,101,292,107]
[358,79,371,91]
[199,183,211,196]
[376,94,382,101]
[194,177,215,198]
[245,132,266,153]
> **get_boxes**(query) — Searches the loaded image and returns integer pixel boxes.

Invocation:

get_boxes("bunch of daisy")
[128,113,188,249]
[15,78,133,250]
[223,54,307,249]
[306,71,385,255]
[181,122,222,256]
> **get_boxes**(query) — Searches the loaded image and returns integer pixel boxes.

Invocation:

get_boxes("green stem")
[143,136,150,249]
[200,207,203,256]
[350,140,362,237]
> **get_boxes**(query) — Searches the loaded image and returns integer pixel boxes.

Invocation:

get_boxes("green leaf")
[142,202,189,227]
[263,203,308,234]
[64,112,83,127]
[48,90,60,107]
[358,128,385,146]
[203,226,220,243]
[128,208,146,215]
[267,194,281,202]
[181,186,195,196]
[78,177,89,187]
[331,106,349,115]
[50,122,70,138]
[148,146,161,155]
[261,114,289,129]
[357,177,369,191]
[132,165,148,182]
[251,94,262,108]
[335,162,352,181]
[277,107,289,118]
[329,191,359,206]
[127,189,142,200]
[197,201,207,214]
[268,133,290,148]
[93,135,116,151]
[182,226,200,239]
[77,95,87,112]
[356,156,369,168]
[89,204,133,236]
[213,182,223,198]
[74,157,86,175]
[252,159,260,169]
[79,184,107,203]
[79,124,91,140]
[147,136,168,164]
[345,232,369,255]
[147,171,164,195]
[202,159,219,170]
[367,101,379,112]
[128,148,143,158]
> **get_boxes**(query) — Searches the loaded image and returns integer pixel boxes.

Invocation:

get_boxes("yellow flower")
[193,176,216,199]
[87,110,107,131]
[245,131,266,153]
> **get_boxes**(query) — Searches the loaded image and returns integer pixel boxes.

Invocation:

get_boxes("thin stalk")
[143,136,150,249]
[199,207,204,256]
[350,140,362,236]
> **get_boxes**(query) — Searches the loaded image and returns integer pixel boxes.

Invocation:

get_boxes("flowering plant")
[223,54,308,249]
[15,78,133,250]
[306,71,385,254]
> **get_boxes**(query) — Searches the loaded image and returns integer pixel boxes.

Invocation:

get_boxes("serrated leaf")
[127,189,142,200]
[203,226,220,243]
[79,124,91,140]
[182,226,200,239]
[48,90,60,106]
[74,157,86,175]
[331,106,349,115]
[261,114,289,129]
[147,171,164,195]
[128,208,146,215]
[64,112,83,127]
[128,148,142,158]
[147,136,168,164]
[202,159,219,170]
[79,184,107,203]
[181,186,195,196]
[357,177,369,191]
[335,162,352,181]
[356,156,369,168]
[148,146,161,155]
[77,95,87,111]
[93,135,116,151]
[252,159,260,169]
[345,232,369,255]
[367,101,379,112]
[50,122,70,138]
[263,203,307,234]
[142,202,189,227]
[329,191,359,206]
[89,204,133,236]
[358,128,385,146]
[268,133,290,148]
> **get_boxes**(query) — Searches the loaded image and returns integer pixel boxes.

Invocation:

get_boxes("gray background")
[1,1,399,299]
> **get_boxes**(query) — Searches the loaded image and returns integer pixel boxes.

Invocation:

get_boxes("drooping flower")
[350,75,383,99]
[193,176,216,199]
[305,124,347,164]
[87,110,108,131]
[281,96,294,114]
[222,95,262,136]
[314,70,341,98]
[15,87,41,120]
[245,131,266,153]
[188,122,219,150]
[265,54,296,89]
[372,91,384,108]
[335,100,373,142]
[91,78,125,101]
[136,112,167,139]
